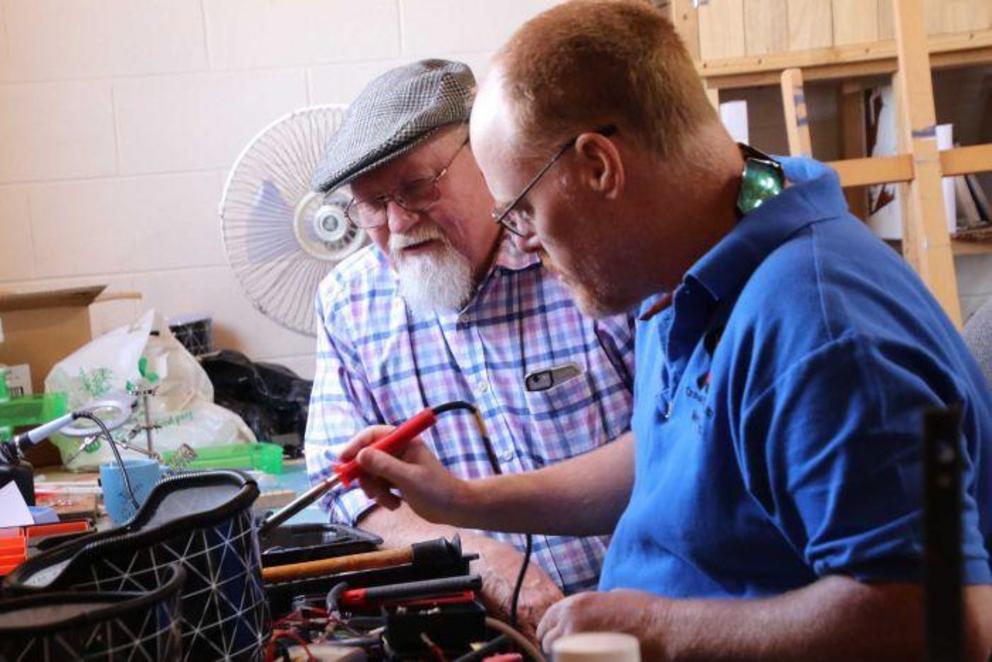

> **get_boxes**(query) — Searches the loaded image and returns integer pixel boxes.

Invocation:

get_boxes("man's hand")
[340,425,471,525]
[537,589,666,659]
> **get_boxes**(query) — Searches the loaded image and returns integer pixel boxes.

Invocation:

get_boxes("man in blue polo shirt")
[338,1,992,658]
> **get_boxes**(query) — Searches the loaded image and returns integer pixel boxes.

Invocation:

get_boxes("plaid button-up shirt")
[305,235,635,594]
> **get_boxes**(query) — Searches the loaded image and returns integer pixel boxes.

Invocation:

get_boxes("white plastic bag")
[45,310,256,470]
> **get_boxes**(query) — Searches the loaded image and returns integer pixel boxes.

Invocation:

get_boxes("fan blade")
[248,180,298,264]
[220,104,354,336]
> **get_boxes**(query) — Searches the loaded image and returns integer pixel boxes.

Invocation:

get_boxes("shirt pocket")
[521,367,606,463]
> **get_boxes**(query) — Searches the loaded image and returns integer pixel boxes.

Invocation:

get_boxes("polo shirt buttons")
[476,379,490,394]
[501,449,514,462]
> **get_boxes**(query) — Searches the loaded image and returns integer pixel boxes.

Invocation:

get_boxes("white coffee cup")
[552,631,640,662]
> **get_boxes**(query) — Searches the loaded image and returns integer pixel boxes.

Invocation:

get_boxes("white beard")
[391,226,474,318]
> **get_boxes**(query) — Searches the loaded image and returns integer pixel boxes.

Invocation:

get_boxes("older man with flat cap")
[305,59,635,632]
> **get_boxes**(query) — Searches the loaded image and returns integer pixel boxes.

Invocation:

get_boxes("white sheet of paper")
[719,100,749,145]
[0,480,35,528]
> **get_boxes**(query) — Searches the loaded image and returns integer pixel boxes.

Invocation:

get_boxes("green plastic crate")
[162,442,284,475]
[0,392,69,430]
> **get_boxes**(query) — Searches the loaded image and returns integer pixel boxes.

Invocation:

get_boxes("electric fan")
[219,105,368,336]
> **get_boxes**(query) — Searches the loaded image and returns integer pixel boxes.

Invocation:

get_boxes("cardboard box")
[0,286,141,467]
[0,286,141,394]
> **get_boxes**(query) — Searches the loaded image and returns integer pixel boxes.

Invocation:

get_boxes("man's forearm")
[358,501,459,547]
[455,432,635,537]
[656,577,925,661]
[622,578,991,661]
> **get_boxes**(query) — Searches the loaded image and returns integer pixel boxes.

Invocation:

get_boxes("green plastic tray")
[0,392,69,429]
[162,442,284,475]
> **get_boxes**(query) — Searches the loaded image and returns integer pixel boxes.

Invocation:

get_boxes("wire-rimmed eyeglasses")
[491,125,617,237]
[340,137,469,229]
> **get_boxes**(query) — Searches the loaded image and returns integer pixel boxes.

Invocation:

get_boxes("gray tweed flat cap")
[311,59,475,193]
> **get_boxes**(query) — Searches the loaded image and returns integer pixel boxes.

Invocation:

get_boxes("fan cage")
[219,105,367,337]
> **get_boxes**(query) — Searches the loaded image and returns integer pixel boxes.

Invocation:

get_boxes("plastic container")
[0,521,91,576]
[167,312,213,356]
[553,632,641,662]
[100,458,162,525]
[162,441,284,474]
[0,535,27,577]
[0,392,68,430]
[0,369,11,442]
[0,392,68,506]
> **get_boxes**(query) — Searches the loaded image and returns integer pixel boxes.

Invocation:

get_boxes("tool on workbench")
[336,573,481,609]
[262,536,464,583]
[0,393,134,464]
[261,521,382,567]
[0,392,136,507]
[258,400,489,537]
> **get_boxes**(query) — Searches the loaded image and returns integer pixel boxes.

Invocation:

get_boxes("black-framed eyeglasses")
[491,125,617,237]
[340,137,469,229]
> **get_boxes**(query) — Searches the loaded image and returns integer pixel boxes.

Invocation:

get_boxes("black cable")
[432,400,502,475]
[510,533,533,632]
[325,581,349,615]
[431,400,474,416]
[433,400,532,634]
[74,411,139,509]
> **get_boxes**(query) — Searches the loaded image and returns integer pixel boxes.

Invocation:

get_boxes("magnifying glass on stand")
[0,393,137,507]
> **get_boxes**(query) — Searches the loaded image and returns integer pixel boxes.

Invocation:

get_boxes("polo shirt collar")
[687,156,848,306]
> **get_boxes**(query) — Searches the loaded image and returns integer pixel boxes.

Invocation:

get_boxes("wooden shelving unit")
[671,0,992,327]
[698,28,992,89]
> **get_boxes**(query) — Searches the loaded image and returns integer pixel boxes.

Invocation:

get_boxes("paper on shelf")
[0,480,34,528]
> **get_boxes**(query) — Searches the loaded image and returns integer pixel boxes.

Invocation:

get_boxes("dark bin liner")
[201,350,313,453]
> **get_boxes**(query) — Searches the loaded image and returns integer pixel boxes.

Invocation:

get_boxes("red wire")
[421,633,448,662]
[272,605,330,630]
[272,614,298,629]
[264,629,316,662]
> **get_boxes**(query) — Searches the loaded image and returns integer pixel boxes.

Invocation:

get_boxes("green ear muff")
[736,143,785,217]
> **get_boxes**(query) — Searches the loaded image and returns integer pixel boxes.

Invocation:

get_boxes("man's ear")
[574,132,624,200]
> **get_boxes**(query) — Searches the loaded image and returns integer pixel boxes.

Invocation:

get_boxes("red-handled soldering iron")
[258,401,486,538]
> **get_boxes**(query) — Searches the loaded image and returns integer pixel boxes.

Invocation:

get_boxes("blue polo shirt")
[599,157,992,597]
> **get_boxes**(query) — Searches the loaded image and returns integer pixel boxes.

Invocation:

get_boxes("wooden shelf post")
[780,67,813,157]
[893,0,962,326]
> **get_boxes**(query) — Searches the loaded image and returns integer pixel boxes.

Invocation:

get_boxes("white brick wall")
[2,0,208,81]
[0,0,565,380]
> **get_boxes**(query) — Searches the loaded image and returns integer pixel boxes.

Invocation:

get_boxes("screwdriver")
[258,401,484,538]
